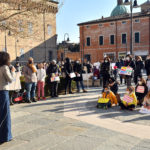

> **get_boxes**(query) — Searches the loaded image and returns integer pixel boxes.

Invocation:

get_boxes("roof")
[111,5,128,17]
[78,12,150,26]
[141,0,150,6]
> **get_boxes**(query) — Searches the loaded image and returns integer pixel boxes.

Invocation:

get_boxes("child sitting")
[119,86,137,111]
[108,77,118,95]
[135,77,148,106]
[102,86,118,106]
[143,91,150,110]
[37,63,46,100]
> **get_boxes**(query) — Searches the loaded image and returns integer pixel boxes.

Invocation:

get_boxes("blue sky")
[56,0,146,43]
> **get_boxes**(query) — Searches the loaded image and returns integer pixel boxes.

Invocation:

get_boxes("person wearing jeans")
[23,57,37,103]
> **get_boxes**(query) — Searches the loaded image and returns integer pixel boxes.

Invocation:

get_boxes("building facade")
[0,0,58,62]
[78,0,150,63]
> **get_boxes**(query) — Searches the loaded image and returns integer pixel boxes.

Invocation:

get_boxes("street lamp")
[15,39,19,62]
[63,33,70,59]
[5,30,11,52]
[123,0,139,55]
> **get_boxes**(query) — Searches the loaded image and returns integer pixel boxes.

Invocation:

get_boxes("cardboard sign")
[50,76,60,82]
[70,73,76,78]
[123,95,134,103]
[119,67,133,76]
[136,86,145,93]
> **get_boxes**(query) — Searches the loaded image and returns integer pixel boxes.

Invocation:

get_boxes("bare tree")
[0,0,59,39]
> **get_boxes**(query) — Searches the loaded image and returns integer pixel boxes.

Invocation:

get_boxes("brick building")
[0,0,58,63]
[78,0,150,63]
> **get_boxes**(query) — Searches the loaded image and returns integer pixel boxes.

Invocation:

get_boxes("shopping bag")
[98,98,110,104]
[123,95,134,103]
[70,72,76,78]
[136,86,145,93]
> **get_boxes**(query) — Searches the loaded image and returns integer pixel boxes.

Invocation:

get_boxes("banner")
[51,76,60,82]
[119,66,133,76]
[136,86,145,93]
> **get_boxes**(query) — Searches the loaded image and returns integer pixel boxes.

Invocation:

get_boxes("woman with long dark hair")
[0,52,15,144]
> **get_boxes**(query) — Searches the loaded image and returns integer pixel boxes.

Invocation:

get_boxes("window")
[110,23,114,25]
[47,25,52,36]
[99,24,103,27]
[20,48,24,58]
[86,37,91,46]
[135,32,140,43]
[99,36,104,45]
[84,54,91,61]
[29,50,33,57]
[18,20,23,32]
[110,35,115,45]
[86,25,89,28]
[28,22,33,34]
[122,34,127,44]
[135,19,140,23]
[122,21,126,24]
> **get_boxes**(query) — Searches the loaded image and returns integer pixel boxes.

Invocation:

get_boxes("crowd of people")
[1,51,150,144]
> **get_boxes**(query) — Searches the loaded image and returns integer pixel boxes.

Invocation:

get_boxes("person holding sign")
[73,59,87,93]
[64,58,74,94]
[135,77,148,106]
[124,55,135,87]
[119,86,137,110]
[47,60,60,98]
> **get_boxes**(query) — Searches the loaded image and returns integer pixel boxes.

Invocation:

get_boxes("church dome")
[111,5,128,17]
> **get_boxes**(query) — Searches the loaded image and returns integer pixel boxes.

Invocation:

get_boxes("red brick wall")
[79,16,150,63]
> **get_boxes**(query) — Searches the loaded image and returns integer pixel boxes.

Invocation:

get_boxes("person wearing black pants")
[64,58,73,94]
[134,56,144,85]
[100,57,110,88]
[145,55,150,76]
[46,60,59,97]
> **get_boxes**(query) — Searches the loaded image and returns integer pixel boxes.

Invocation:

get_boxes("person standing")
[64,58,73,94]
[23,57,37,103]
[145,55,150,76]
[124,55,135,86]
[0,52,15,144]
[47,60,59,97]
[100,57,111,88]
[73,59,87,93]
[37,63,46,100]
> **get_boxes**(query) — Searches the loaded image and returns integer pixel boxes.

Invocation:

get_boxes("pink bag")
[136,86,144,93]
[123,95,134,103]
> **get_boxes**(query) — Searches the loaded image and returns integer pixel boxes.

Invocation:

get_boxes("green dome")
[111,5,128,17]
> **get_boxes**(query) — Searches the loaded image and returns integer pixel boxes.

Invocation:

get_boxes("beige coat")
[0,65,15,90]
[23,65,37,83]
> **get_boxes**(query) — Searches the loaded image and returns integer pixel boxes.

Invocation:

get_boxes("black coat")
[100,62,110,78]
[145,59,150,76]
[135,83,148,101]
[134,61,144,76]
[64,62,73,78]
[73,63,83,81]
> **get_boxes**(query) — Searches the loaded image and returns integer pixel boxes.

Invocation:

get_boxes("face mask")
[138,81,142,85]
[126,57,130,61]
[76,61,79,64]
[126,91,130,95]
[105,60,108,63]
[105,90,109,93]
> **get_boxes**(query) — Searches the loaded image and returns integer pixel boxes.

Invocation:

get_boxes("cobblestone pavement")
[1,85,150,150]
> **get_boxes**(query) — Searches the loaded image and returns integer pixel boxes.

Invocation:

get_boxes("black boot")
[26,98,32,103]
[32,98,37,102]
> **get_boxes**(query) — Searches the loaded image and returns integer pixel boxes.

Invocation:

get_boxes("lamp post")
[123,0,139,55]
[63,33,70,59]
[5,30,11,52]
[15,39,19,62]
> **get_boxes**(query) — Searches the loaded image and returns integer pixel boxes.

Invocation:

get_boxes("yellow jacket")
[102,91,118,105]
[122,92,137,106]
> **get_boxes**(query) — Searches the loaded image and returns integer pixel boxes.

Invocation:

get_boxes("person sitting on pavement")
[143,91,150,110]
[108,77,118,95]
[102,86,118,106]
[119,86,137,111]
[135,77,148,106]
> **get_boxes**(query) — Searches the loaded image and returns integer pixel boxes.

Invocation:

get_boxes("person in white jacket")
[37,63,46,100]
